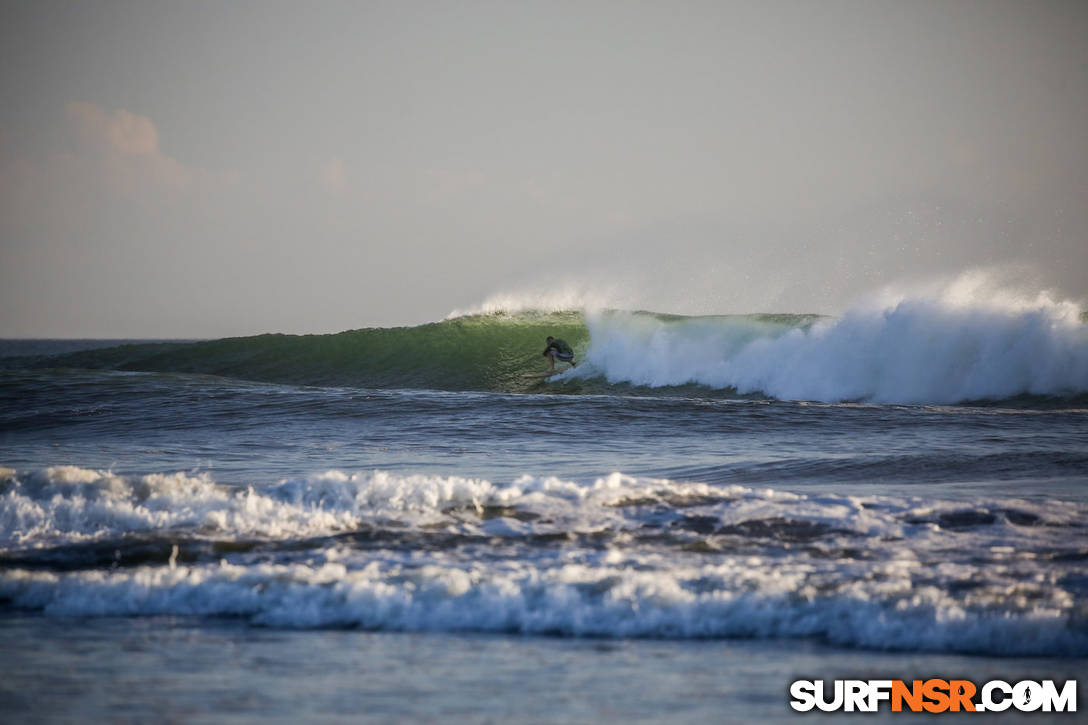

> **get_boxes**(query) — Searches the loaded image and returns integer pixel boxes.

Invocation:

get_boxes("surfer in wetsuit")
[543,336,577,370]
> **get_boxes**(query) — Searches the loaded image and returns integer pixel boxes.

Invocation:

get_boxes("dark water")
[1,313,1086,721]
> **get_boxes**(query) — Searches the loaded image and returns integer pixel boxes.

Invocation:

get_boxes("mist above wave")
[583,273,1088,403]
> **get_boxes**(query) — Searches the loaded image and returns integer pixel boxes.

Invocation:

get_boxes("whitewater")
[585,293,1087,404]
[2,464,1086,657]
[1,277,1086,722]
[10,277,1087,406]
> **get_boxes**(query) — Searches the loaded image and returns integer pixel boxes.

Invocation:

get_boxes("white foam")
[0,467,734,546]
[0,544,1082,655]
[2,466,1082,547]
[2,465,1085,654]
[585,273,1088,403]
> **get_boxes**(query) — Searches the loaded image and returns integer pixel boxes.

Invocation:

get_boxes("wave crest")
[585,276,1088,403]
[8,273,1086,405]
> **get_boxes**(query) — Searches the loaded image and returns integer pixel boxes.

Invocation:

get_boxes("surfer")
[543,336,577,370]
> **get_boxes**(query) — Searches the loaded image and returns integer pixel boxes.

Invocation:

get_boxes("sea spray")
[585,278,1088,403]
[6,276,1086,404]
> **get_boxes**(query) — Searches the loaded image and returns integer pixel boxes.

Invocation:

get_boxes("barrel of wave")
[28,310,590,393]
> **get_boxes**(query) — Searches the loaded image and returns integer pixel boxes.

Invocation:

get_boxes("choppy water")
[1,294,1086,721]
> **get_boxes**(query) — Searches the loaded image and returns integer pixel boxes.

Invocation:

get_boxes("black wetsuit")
[543,338,574,361]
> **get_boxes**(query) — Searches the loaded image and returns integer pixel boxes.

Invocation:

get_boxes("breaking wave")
[1,465,1086,655]
[5,275,1086,405]
[585,280,1088,404]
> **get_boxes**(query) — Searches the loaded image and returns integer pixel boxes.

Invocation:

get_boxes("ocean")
[1,292,1087,722]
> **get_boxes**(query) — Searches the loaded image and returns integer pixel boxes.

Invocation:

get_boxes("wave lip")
[8,310,589,393]
[585,283,1088,404]
[9,274,1086,406]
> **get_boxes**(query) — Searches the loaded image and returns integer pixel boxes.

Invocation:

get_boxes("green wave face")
[10,307,1086,404]
[33,312,592,392]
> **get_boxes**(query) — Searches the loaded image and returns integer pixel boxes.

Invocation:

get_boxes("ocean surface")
[2,293,1087,722]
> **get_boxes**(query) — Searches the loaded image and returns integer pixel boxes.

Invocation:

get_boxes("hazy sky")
[2,0,1086,337]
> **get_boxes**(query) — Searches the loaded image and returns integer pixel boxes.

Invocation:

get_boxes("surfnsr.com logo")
[790,679,1077,713]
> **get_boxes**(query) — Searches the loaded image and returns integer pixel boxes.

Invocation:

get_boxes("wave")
[586,277,1088,404]
[1,465,1085,655]
[6,276,1087,405]
[4,311,590,393]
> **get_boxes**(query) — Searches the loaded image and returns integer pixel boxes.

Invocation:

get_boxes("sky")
[1,0,1086,337]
